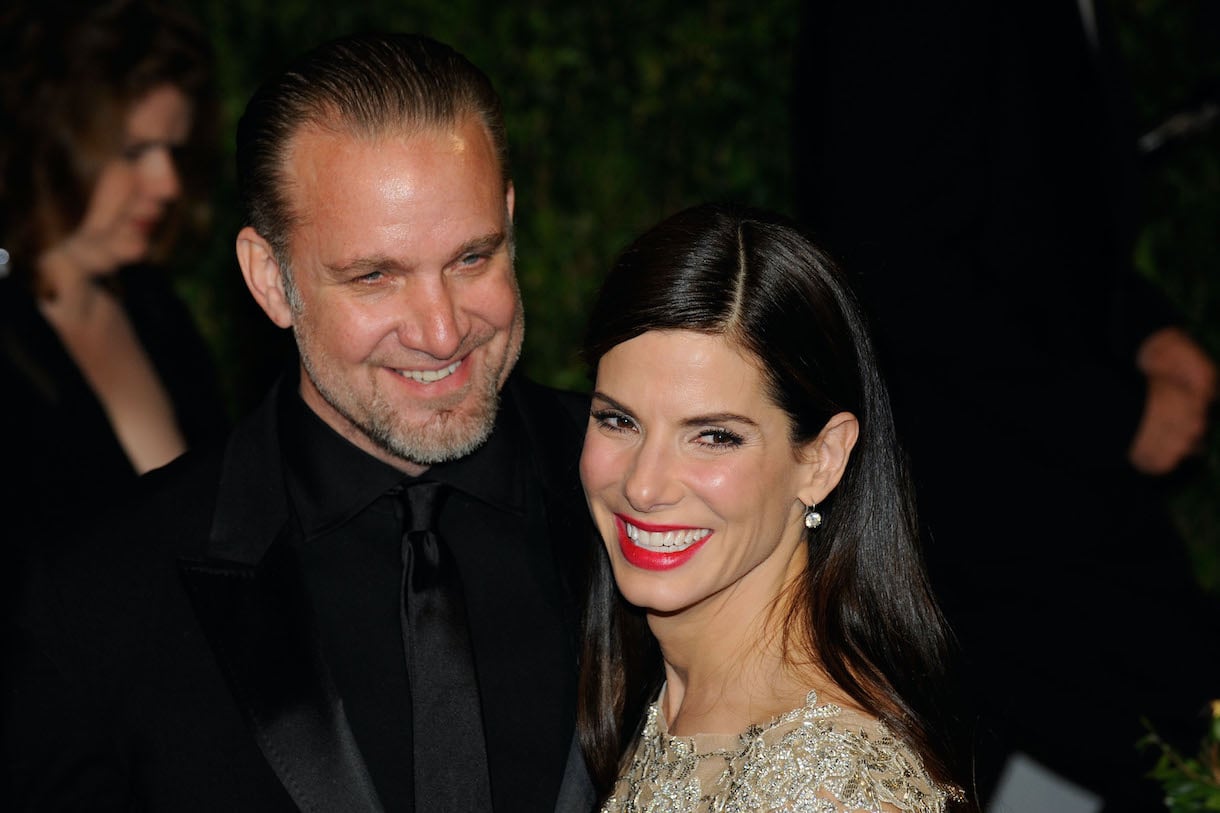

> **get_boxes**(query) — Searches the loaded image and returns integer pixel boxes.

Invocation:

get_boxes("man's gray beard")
[290,272,524,468]
[364,390,501,465]
[299,348,505,467]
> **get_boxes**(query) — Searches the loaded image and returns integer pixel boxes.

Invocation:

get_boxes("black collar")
[412,389,527,516]
[281,381,528,543]
[280,387,402,542]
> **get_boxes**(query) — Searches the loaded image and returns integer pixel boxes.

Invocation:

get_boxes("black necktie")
[399,481,493,811]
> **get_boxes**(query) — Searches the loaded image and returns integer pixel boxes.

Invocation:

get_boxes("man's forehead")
[284,115,500,170]
[277,117,511,266]
[281,117,506,215]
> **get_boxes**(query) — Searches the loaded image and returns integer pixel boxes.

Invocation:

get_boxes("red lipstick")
[615,515,711,571]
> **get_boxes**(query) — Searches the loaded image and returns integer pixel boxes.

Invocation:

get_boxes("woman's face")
[59,83,192,274]
[580,329,818,618]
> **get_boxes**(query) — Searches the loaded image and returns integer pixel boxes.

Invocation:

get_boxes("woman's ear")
[797,411,860,505]
[236,226,294,329]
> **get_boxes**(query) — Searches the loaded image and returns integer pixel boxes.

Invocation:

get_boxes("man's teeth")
[398,360,460,383]
[624,522,711,551]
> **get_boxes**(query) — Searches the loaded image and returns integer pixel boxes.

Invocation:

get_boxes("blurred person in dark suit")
[792,1,1219,810]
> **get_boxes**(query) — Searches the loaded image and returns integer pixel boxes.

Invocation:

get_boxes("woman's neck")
[35,246,115,320]
[649,578,828,737]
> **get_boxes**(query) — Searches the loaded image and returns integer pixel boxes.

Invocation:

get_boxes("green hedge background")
[172,0,1219,588]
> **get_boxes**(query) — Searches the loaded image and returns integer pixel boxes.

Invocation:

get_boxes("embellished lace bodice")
[602,689,950,813]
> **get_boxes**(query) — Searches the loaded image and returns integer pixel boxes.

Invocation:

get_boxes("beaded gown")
[602,689,950,813]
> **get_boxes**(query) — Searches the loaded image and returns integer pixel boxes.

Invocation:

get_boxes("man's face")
[279,117,523,473]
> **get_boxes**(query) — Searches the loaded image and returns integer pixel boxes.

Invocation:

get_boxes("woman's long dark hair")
[577,202,968,802]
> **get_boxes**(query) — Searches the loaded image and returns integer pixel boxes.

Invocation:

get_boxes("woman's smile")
[616,515,712,571]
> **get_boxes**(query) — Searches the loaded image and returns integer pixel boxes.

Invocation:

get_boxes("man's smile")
[393,358,462,383]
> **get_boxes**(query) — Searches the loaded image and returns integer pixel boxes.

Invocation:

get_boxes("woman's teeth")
[624,521,711,551]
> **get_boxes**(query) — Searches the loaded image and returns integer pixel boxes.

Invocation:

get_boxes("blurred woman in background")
[0,0,229,546]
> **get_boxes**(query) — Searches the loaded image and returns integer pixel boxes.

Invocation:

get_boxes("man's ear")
[235,226,294,329]
[796,411,860,505]
[505,181,515,222]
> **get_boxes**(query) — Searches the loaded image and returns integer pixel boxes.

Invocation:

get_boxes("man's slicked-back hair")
[235,32,510,265]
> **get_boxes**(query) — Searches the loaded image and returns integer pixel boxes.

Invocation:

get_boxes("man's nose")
[396,276,464,359]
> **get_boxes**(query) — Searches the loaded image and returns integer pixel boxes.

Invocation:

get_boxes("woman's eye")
[592,410,635,433]
[120,142,184,164]
[697,429,743,447]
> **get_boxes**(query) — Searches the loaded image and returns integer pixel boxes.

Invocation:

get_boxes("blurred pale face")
[280,117,523,471]
[580,330,815,618]
[59,84,191,275]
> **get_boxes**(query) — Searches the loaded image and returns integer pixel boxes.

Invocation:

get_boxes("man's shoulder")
[504,374,590,503]
[508,373,590,432]
[5,443,226,676]
[22,442,226,587]
[21,385,279,586]
[126,441,229,533]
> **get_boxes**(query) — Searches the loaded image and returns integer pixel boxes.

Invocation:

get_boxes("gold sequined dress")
[602,689,949,813]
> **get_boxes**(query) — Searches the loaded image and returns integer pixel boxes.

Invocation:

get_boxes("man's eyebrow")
[321,230,509,278]
[322,256,403,278]
[454,230,508,258]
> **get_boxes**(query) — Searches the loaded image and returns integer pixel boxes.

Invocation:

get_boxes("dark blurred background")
[169,0,1219,589]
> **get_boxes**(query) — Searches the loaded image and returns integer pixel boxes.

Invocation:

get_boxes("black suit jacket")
[792,0,1169,469]
[791,2,1220,806]
[2,373,595,812]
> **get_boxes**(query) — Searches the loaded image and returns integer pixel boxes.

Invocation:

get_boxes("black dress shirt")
[280,385,574,812]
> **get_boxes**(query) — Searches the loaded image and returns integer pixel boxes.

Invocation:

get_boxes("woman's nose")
[142,146,182,202]
[623,439,682,512]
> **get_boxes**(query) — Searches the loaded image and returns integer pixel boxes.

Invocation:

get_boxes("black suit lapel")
[180,376,383,813]
[179,542,383,813]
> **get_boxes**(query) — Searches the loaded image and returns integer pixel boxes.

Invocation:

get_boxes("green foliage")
[1140,703,1220,812]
